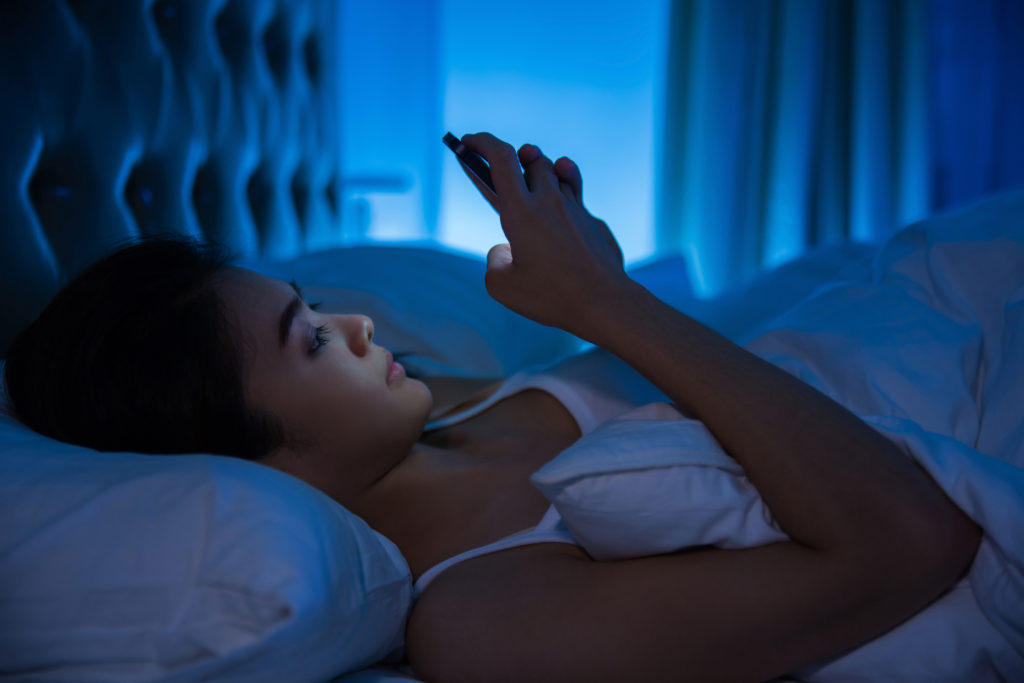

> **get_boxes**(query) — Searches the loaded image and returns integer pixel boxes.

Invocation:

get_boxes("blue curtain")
[657,0,1024,295]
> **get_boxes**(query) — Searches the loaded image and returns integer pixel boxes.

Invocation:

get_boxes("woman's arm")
[407,134,980,682]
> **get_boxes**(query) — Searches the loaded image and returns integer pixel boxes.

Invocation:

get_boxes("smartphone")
[443,132,496,194]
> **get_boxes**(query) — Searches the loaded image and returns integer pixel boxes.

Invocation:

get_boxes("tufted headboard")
[0,0,342,354]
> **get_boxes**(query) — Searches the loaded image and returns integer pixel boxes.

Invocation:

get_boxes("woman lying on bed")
[4,132,979,682]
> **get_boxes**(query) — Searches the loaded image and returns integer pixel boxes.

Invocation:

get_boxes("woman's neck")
[352,387,580,579]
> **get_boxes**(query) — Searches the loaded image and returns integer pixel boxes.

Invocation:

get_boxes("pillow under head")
[0,403,412,682]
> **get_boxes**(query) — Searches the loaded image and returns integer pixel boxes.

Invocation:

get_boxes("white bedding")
[345,188,1024,682]
[533,188,1024,681]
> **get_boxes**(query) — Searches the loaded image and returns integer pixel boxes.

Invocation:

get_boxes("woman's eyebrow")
[278,295,303,350]
[278,281,307,351]
[289,279,323,311]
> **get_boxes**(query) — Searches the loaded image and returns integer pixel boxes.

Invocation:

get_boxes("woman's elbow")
[941,509,982,581]
[890,497,982,588]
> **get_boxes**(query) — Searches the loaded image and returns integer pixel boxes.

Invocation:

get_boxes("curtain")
[657,0,1024,295]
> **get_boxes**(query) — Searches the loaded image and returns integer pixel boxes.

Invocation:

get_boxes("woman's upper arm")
[407,541,941,683]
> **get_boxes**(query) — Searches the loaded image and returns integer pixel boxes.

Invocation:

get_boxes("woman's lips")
[386,351,405,385]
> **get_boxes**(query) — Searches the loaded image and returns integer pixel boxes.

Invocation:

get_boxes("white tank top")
[413,348,669,597]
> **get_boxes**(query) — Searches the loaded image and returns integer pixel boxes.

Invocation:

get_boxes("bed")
[2,2,1023,681]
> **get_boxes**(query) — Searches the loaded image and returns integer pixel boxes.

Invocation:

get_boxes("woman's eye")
[309,324,331,355]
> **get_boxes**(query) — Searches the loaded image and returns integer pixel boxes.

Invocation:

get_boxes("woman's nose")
[334,314,374,355]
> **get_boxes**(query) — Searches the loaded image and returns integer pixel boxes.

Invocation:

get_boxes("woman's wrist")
[570,276,657,349]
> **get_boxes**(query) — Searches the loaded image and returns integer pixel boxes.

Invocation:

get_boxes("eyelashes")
[298,285,326,355]
[309,323,331,355]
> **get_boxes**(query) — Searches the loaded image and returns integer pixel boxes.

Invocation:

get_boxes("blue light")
[340,0,669,266]
[438,0,669,267]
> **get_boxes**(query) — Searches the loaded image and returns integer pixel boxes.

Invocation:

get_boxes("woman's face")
[215,268,432,505]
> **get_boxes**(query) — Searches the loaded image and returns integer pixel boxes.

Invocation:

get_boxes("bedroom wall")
[338,0,669,267]
[340,0,1023,296]
[436,0,669,266]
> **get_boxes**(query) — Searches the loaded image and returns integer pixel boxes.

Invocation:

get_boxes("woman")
[4,133,979,682]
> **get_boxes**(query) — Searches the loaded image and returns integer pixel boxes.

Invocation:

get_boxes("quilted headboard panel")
[0,0,341,353]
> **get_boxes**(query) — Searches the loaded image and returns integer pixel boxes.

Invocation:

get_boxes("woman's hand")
[460,133,629,337]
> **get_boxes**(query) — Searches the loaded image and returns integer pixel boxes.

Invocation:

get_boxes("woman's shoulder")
[407,542,591,678]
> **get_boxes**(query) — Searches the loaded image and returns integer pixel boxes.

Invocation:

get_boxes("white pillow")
[530,402,786,560]
[0,404,412,682]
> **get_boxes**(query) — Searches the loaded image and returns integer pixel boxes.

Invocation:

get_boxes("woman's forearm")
[577,279,979,569]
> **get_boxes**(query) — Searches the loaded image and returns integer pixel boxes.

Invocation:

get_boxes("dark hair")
[3,237,283,459]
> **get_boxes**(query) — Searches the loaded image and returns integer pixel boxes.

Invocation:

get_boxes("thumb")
[484,243,515,298]
[486,243,514,272]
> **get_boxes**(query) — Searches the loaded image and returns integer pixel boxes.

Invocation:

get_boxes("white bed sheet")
[338,187,1024,682]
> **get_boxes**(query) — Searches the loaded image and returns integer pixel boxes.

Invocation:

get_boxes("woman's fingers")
[517,144,559,194]
[461,133,528,199]
[461,134,581,206]
[517,143,541,166]
[554,157,583,205]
